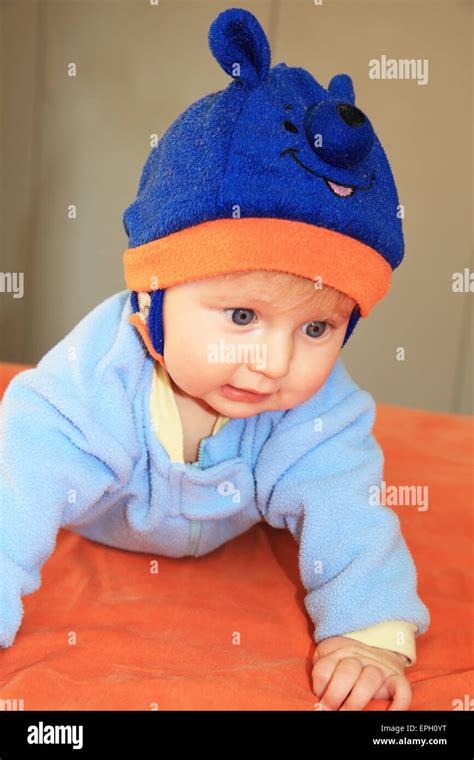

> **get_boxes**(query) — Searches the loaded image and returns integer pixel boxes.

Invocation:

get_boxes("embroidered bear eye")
[283,120,298,133]
[303,320,328,339]
[225,308,256,326]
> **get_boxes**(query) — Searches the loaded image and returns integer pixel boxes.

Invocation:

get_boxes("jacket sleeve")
[0,367,130,649]
[259,388,430,649]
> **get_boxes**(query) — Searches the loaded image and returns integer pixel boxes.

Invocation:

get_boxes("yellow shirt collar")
[150,361,230,464]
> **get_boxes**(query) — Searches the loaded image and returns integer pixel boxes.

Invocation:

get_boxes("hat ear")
[328,73,355,104]
[208,7,271,89]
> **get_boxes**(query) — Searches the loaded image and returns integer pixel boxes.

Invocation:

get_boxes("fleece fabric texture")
[122,7,405,362]
[0,291,429,655]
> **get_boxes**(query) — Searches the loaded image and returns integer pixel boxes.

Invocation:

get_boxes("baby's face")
[139,276,355,418]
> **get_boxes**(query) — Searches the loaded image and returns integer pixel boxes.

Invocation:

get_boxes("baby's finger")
[339,665,386,711]
[312,658,336,705]
[315,656,363,711]
[386,673,412,711]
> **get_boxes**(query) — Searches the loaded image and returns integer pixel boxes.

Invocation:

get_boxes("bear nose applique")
[304,99,375,169]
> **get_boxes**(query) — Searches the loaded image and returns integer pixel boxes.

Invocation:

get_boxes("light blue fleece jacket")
[0,290,430,649]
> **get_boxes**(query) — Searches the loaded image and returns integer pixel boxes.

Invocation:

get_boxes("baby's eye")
[224,308,256,326]
[302,320,329,339]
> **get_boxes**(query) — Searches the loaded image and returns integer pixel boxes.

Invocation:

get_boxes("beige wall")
[1,0,472,414]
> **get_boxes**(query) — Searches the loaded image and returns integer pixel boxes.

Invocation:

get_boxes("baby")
[0,8,429,711]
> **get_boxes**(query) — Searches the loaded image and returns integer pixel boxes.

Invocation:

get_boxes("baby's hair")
[210,270,357,318]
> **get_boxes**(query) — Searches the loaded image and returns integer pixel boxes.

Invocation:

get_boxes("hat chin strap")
[342,304,361,347]
[127,311,167,369]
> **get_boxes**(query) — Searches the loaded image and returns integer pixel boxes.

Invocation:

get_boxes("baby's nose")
[247,338,292,379]
[304,100,375,169]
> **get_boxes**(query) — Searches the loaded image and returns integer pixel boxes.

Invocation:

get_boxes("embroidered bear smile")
[280,147,375,196]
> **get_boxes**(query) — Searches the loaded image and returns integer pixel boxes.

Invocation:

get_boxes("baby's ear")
[208,7,271,89]
[138,292,151,324]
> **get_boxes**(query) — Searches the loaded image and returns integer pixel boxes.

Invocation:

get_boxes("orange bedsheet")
[0,362,472,710]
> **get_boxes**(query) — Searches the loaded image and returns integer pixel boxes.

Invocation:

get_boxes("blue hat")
[123,7,404,368]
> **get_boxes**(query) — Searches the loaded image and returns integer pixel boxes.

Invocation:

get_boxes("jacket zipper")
[187,520,202,556]
[186,441,204,555]
[196,439,205,467]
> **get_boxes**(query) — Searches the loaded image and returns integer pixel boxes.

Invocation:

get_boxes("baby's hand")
[312,636,411,711]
